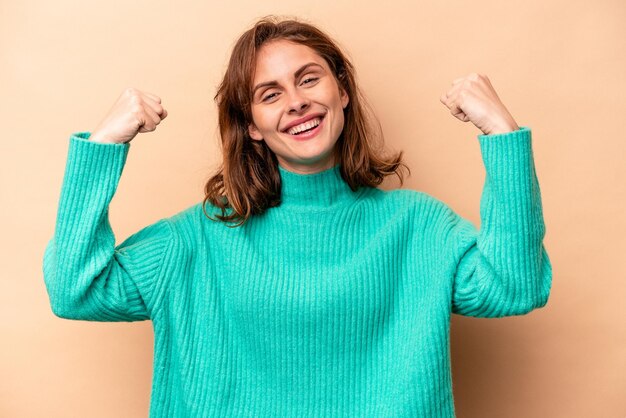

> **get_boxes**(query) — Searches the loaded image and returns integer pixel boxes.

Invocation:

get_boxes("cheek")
[252,109,276,132]
[335,111,346,134]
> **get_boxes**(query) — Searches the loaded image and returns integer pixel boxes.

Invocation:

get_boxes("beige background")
[1,0,624,416]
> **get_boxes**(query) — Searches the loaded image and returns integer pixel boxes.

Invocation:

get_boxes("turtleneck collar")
[277,163,361,210]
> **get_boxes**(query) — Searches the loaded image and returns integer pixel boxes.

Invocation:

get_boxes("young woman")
[44,16,552,417]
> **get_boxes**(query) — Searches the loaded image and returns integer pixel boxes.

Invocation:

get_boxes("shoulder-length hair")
[203,16,409,227]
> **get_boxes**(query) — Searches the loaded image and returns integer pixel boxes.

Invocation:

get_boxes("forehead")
[253,40,329,83]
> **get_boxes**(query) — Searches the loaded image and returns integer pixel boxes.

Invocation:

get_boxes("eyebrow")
[252,62,324,97]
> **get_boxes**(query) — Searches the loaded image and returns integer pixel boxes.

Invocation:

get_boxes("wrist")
[89,131,117,144]
[485,121,520,135]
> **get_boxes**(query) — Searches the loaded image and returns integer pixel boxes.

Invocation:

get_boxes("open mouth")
[284,115,325,137]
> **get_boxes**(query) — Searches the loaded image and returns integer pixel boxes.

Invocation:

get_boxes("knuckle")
[130,94,142,106]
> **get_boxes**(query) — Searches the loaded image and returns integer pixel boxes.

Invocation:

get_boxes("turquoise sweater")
[43,126,551,417]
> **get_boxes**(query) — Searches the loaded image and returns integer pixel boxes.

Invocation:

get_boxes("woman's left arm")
[440,74,552,317]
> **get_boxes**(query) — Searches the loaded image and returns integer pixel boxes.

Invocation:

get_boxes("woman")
[43,16,552,417]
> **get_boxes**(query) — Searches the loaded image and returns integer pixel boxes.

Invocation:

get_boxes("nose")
[286,89,310,114]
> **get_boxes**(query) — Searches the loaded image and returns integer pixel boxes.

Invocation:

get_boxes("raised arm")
[439,73,552,317]
[43,88,173,321]
[448,127,552,317]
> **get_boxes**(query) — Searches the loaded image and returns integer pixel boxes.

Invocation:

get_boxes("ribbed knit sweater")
[43,126,552,417]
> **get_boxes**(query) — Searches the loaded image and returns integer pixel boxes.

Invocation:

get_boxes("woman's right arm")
[43,89,172,321]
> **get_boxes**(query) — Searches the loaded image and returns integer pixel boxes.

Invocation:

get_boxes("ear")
[248,123,263,141]
[340,87,349,109]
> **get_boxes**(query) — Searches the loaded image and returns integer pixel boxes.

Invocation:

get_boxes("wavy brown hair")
[203,16,409,226]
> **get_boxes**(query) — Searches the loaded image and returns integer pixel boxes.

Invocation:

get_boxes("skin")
[439,73,520,135]
[90,88,167,144]
[248,40,349,174]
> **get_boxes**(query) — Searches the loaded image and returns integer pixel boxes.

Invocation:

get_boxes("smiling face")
[248,40,350,174]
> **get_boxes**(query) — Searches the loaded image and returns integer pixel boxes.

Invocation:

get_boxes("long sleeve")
[450,126,552,318]
[42,132,175,321]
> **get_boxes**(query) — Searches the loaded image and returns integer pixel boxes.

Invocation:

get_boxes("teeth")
[287,117,321,135]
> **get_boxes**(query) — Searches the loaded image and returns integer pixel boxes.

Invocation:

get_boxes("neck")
[277,164,361,210]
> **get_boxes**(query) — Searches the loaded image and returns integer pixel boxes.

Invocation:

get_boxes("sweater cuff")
[476,126,534,184]
[59,132,130,222]
[66,131,129,182]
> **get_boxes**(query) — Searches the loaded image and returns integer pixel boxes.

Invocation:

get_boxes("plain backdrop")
[1,0,624,417]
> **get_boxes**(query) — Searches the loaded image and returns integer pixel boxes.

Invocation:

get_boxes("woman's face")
[248,40,349,174]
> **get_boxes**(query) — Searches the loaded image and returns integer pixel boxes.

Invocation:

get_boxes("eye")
[301,77,319,86]
[262,92,279,102]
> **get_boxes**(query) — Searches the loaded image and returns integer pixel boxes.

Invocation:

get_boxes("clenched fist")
[89,88,168,144]
[440,73,519,135]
